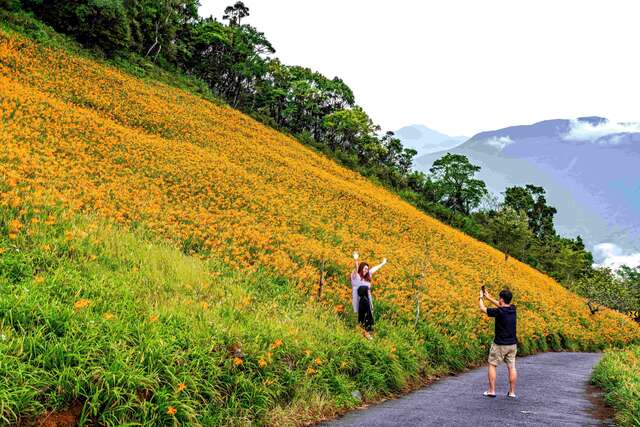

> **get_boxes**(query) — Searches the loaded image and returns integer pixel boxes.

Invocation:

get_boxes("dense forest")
[1,0,637,316]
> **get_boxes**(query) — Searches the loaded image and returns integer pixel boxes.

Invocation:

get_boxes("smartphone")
[481,285,486,297]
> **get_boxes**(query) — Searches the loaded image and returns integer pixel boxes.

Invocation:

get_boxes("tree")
[504,184,557,239]
[488,207,532,261]
[619,265,640,313]
[125,0,199,62]
[224,24,275,107]
[321,107,380,158]
[570,267,639,313]
[429,153,488,215]
[223,1,249,26]
[255,63,354,139]
[380,132,416,175]
[178,16,274,108]
[22,0,132,55]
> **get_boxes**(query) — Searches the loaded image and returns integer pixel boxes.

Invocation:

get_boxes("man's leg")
[486,343,499,395]
[507,364,517,395]
[506,345,518,396]
[487,364,497,395]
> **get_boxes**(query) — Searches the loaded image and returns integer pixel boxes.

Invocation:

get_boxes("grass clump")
[592,345,640,426]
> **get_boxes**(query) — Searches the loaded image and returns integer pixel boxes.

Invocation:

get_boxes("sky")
[198,0,640,137]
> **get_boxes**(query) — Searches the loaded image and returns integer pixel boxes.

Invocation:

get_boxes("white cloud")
[485,136,513,150]
[593,242,640,270]
[564,119,640,142]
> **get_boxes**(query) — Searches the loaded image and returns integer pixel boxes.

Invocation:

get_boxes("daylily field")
[1,29,639,425]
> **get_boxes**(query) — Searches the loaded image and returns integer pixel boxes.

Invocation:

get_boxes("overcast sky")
[199,0,640,137]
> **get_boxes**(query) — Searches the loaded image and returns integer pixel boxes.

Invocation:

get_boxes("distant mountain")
[395,124,467,156]
[414,117,640,267]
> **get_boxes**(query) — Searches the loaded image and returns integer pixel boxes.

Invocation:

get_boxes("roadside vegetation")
[592,345,640,426]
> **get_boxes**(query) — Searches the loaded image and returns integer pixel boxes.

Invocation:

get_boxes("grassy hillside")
[592,345,640,426]
[1,207,443,426]
[1,28,639,424]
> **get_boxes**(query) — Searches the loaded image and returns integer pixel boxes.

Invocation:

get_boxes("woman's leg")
[357,286,374,332]
[361,297,374,331]
[365,299,374,331]
[358,296,367,326]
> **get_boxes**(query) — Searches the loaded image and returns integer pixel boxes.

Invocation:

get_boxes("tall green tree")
[429,153,488,215]
[223,1,249,26]
[380,132,417,176]
[488,207,532,261]
[178,16,274,108]
[255,63,354,139]
[0,0,20,10]
[504,184,557,239]
[322,107,379,156]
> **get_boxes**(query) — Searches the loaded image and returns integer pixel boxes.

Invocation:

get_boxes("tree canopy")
[429,153,488,215]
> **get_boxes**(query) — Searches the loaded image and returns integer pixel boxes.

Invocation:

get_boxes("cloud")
[564,119,640,142]
[485,136,513,150]
[593,242,640,270]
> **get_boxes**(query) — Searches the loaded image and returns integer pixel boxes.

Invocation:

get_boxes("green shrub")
[592,345,640,426]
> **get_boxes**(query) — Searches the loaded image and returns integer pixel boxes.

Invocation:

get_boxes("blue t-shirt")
[487,305,517,345]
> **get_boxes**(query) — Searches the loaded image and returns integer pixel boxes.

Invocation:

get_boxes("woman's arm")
[369,258,387,275]
[353,251,359,272]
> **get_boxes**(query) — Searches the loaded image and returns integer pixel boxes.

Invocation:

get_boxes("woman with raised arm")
[351,251,387,339]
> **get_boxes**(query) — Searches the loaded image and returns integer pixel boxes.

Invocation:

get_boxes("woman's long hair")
[358,262,372,282]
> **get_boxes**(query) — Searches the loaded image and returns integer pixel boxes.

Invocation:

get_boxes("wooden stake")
[317,259,326,301]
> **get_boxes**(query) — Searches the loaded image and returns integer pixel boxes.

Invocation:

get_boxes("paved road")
[324,352,613,426]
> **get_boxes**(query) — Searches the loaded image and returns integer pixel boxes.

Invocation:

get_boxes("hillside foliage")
[0,3,602,291]
[2,19,640,426]
[1,30,638,341]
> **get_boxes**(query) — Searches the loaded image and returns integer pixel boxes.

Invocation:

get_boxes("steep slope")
[1,29,637,348]
[1,30,639,423]
[414,117,640,261]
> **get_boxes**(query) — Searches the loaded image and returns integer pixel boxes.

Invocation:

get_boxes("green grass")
[592,345,640,426]
[0,203,487,426]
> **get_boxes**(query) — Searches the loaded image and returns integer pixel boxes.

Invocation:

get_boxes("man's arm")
[478,289,488,314]
[484,291,500,307]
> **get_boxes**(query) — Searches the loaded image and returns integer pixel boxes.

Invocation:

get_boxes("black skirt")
[357,286,374,331]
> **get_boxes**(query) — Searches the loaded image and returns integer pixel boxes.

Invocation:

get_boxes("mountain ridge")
[414,116,640,267]
[395,124,467,156]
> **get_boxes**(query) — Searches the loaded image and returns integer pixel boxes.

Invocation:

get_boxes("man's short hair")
[499,289,513,304]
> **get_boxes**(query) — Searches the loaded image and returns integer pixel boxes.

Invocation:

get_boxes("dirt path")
[323,352,613,426]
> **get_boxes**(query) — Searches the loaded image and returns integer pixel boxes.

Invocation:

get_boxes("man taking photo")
[479,287,518,399]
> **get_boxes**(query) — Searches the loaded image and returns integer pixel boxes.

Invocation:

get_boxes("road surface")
[324,352,612,426]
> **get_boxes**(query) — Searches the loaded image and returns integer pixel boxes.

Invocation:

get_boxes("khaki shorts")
[488,343,517,367]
